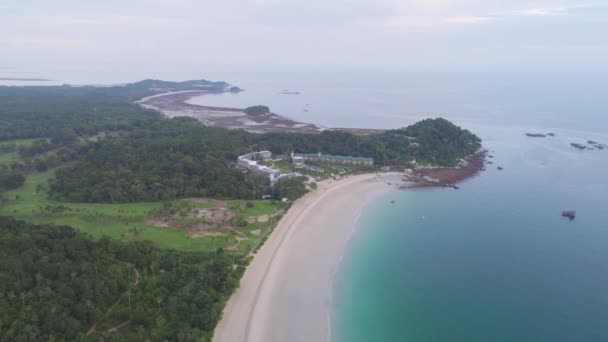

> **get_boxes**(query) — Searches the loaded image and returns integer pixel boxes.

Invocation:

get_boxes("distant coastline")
[138,89,386,135]
[0,77,52,81]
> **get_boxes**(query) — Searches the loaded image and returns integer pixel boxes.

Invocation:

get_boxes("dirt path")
[85,265,139,336]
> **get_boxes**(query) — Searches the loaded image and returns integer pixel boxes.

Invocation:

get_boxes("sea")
[3,67,608,341]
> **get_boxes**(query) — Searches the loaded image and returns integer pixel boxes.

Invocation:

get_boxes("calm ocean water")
[4,68,608,341]
[334,123,608,342]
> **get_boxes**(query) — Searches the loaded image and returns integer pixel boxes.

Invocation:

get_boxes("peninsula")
[138,88,386,135]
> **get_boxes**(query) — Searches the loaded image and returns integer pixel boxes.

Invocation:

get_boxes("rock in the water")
[562,210,576,220]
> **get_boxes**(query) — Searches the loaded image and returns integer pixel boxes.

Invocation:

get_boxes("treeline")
[48,117,480,203]
[402,118,481,165]
[0,217,243,341]
[0,79,228,141]
[48,118,270,203]
[0,138,81,197]
[259,119,480,166]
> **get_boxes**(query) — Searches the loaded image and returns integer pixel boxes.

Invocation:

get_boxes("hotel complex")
[238,150,374,184]
[237,151,300,185]
[292,152,374,166]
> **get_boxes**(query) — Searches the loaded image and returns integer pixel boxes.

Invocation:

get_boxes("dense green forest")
[0,217,243,341]
[48,118,270,203]
[0,79,228,141]
[401,118,481,165]
[261,118,481,166]
[48,117,480,203]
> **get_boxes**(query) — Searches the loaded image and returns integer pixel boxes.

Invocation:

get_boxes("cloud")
[518,7,567,16]
[444,16,492,24]
[383,3,598,30]
[383,14,492,29]
[495,3,596,17]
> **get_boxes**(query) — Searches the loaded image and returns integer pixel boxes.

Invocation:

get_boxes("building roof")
[293,153,373,163]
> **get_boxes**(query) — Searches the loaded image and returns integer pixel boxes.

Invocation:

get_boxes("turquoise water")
[334,124,608,341]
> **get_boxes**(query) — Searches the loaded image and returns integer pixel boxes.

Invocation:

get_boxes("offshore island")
[0,79,483,341]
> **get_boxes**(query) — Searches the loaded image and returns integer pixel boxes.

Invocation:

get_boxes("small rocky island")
[587,140,606,150]
[525,132,556,138]
[244,105,271,116]
[570,143,587,150]
[562,210,576,220]
[526,133,547,138]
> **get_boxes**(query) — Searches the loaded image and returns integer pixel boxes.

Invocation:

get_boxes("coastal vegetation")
[401,118,482,166]
[0,79,228,141]
[244,105,270,116]
[46,117,480,204]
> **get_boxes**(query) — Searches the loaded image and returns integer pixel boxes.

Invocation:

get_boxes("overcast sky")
[1,0,607,72]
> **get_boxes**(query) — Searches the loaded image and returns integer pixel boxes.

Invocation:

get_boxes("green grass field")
[0,152,19,166]
[0,169,282,254]
[0,138,41,166]
[228,199,284,216]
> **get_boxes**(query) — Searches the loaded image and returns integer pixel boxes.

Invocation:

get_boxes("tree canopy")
[0,217,242,341]
[48,117,481,203]
[244,105,270,116]
[0,79,229,141]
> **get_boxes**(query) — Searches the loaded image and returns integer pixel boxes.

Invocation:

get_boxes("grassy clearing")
[228,199,283,217]
[0,153,19,166]
[0,169,282,254]
[0,138,40,166]
[0,138,41,147]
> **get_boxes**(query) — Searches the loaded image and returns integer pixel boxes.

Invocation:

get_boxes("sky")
[1,0,607,74]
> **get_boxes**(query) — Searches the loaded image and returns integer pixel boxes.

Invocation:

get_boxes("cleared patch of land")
[0,169,283,254]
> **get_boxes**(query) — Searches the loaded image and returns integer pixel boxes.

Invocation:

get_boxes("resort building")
[237,151,280,183]
[292,152,374,166]
[240,151,272,162]
[292,156,305,168]
[237,151,302,185]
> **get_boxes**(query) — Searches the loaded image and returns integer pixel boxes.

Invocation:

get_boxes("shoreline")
[138,90,386,135]
[407,148,488,188]
[214,153,485,342]
[138,90,323,134]
[213,173,404,342]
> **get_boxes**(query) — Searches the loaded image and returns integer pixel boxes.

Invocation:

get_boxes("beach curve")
[214,173,403,342]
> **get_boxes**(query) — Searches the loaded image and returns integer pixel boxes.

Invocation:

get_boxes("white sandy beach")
[214,173,403,342]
